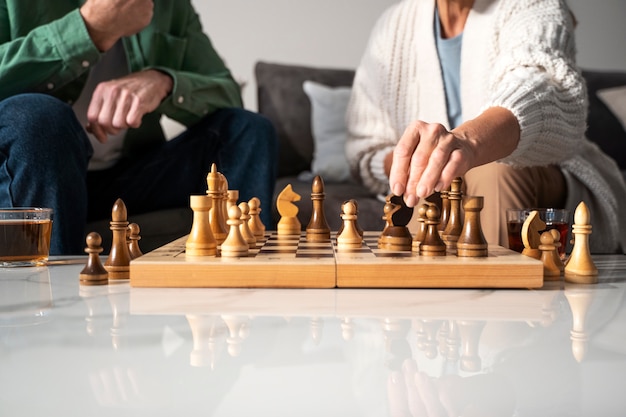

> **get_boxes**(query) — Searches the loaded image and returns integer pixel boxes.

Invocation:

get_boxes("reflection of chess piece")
[458,320,486,373]
[445,320,460,363]
[79,285,110,337]
[341,317,354,341]
[310,317,324,345]
[108,284,129,351]
[186,315,226,369]
[382,318,412,371]
[419,319,442,359]
[222,315,250,357]
[564,285,594,363]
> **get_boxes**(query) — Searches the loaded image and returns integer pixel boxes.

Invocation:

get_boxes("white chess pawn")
[220,205,249,258]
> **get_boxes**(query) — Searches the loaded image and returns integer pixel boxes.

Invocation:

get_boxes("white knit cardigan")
[346,0,626,253]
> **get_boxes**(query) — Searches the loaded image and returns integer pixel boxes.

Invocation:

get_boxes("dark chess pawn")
[80,232,109,286]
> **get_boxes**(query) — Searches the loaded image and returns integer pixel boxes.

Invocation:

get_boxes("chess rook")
[456,196,488,258]
[186,195,217,257]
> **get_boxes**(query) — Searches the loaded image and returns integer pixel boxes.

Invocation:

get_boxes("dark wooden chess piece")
[378,195,413,251]
[419,204,447,256]
[80,232,109,286]
[306,175,331,242]
[104,198,131,280]
[127,223,143,259]
[456,196,488,257]
[442,177,463,252]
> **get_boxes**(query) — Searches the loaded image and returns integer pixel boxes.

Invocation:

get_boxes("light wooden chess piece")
[127,223,143,259]
[564,201,598,284]
[79,232,109,286]
[276,184,301,236]
[104,198,131,280]
[378,195,413,251]
[337,199,363,237]
[227,189,239,211]
[521,210,545,260]
[306,175,331,242]
[442,177,463,252]
[419,204,447,256]
[206,164,228,244]
[539,231,562,280]
[457,320,486,372]
[186,315,224,369]
[238,201,257,249]
[220,205,249,258]
[336,200,363,249]
[456,196,488,257]
[222,315,250,357]
[186,195,217,257]
[248,197,266,238]
[412,203,429,253]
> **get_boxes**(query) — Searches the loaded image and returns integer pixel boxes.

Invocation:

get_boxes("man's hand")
[86,70,173,143]
[80,0,154,51]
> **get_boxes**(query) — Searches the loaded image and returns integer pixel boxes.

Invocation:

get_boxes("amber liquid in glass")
[507,221,568,258]
[0,220,52,264]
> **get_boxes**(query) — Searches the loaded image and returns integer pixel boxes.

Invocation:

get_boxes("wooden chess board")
[129,231,543,289]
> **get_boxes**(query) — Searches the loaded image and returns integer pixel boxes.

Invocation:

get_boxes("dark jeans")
[0,93,278,255]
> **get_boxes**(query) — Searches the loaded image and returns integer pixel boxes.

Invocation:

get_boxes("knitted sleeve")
[346,2,414,195]
[486,0,587,167]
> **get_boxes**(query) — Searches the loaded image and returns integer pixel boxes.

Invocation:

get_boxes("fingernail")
[392,183,403,196]
[405,194,417,207]
[434,181,443,192]
[416,185,428,198]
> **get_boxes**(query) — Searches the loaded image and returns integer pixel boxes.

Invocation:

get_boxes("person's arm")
[143,1,243,127]
[0,6,100,101]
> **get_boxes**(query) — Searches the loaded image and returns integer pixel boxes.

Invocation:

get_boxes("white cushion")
[597,86,626,132]
[302,80,352,183]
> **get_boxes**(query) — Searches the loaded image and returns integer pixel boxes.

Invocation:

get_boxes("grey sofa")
[87,62,626,254]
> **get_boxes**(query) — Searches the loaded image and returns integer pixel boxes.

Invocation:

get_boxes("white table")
[1,256,626,416]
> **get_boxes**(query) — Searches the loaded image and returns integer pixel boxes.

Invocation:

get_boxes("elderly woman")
[346,0,626,253]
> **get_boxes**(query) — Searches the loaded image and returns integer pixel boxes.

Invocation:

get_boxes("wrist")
[79,5,119,52]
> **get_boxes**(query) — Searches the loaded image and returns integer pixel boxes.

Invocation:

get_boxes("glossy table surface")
[2,255,626,417]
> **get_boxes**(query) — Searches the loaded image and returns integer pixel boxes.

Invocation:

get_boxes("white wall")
[191,0,626,110]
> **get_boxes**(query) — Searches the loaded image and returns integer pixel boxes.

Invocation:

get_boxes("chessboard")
[129,231,543,289]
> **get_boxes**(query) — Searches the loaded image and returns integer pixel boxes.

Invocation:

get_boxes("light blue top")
[434,7,463,129]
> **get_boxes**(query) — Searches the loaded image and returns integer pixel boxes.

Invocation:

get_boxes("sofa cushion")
[582,70,626,170]
[255,61,355,177]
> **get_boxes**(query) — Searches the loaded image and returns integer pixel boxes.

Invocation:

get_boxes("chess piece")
[248,197,266,238]
[378,195,413,251]
[227,189,239,211]
[456,196,488,257]
[564,201,598,283]
[411,203,429,252]
[220,205,249,257]
[521,210,545,260]
[438,186,451,233]
[306,175,331,242]
[238,201,257,249]
[550,228,565,272]
[276,184,301,235]
[79,232,108,286]
[419,204,447,256]
[337,199,363,237]
[206,164,228,244]
[186,314,225,368]
[222,315,250,357]
[186,195,217,257]
[127,223,143,259]
[104,198,131,280]
[336,200,363,249]
[442,177,463,252]
[539,231,562,280]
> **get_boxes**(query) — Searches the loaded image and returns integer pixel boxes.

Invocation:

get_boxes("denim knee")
[0,93,90,161]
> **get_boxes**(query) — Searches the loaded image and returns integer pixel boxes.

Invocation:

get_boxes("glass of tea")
[0,208,53,267]
[506,208,570,259]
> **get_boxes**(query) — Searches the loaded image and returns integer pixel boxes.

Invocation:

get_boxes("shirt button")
[47,83,54,90]
[177,96,184,104]
[81,61,90,68]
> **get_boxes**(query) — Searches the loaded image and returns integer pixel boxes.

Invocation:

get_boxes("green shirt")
[0,0,243,155]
